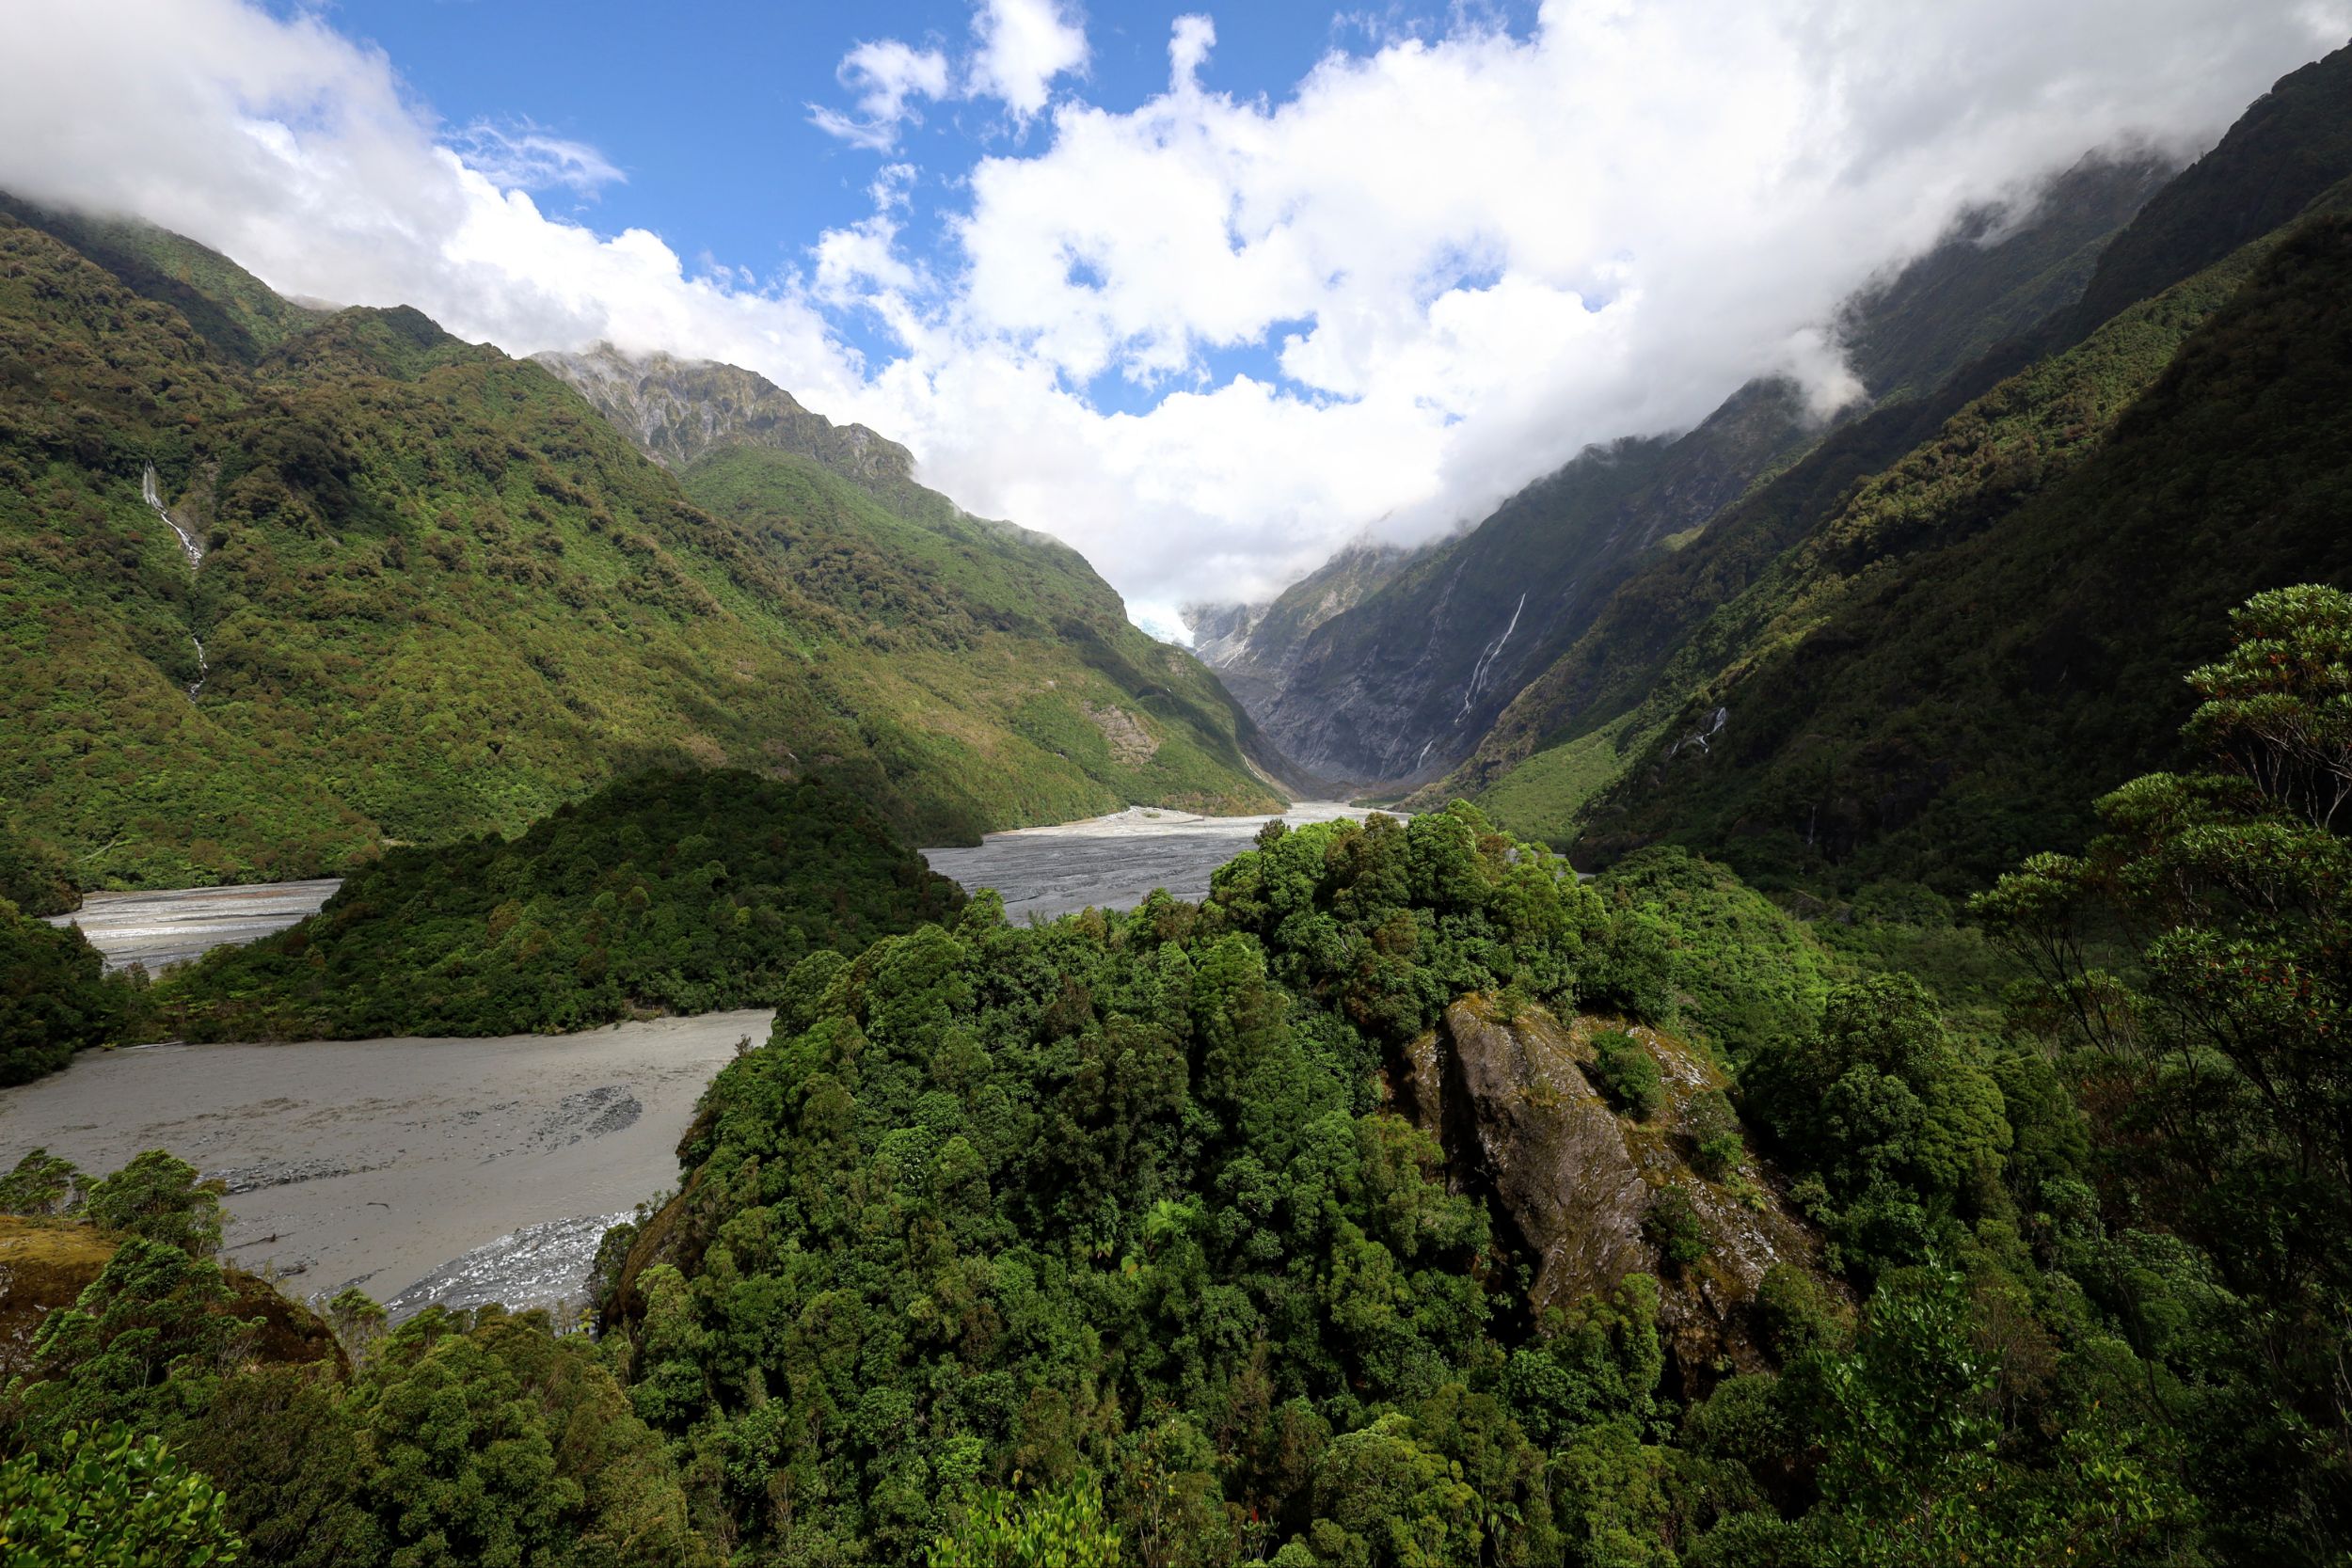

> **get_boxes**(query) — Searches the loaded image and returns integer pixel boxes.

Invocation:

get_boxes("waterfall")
[141,463,205,569]
[1458,592,1529,717]
[142,465,209,701]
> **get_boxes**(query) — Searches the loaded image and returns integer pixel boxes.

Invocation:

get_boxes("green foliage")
[171,1367,378,1568]
[2179,581,2352,830]
[1685,1090,1741,1179]
[0,896,135,1084]
[1589,848,1832,1058]
[0,1148,88,1217]
[1975,582,2352,1558]
[84,1150,226,1257]
[156,768,961,1040]
[1744,976,2011,1279]
[357,1306,708,1568]
[165,1304,711,1568]
[929,1479,1122,1568]
[0,205,1275,892]
[1461,139,2352,898]
[0,819,77,915]
[0,1425,244,1567]
[1589,1032,1662,1120]
[1803,1264,2197,1568]
[1640,1188,1710,1272]
[573,804,1627,1560]
[8,1237,256,1445]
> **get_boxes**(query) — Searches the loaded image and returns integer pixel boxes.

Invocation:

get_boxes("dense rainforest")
[7,586,2349,1565]
[151,768,964,1043]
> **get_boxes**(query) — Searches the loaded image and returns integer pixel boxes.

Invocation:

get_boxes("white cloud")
[0,0,2339,622]
[448,120,625,194]
[1168,15,1216,91]
[968,0,1089,119]
[809,38,952,150]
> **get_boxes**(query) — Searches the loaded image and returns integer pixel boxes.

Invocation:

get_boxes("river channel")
[5,800,1382,1315]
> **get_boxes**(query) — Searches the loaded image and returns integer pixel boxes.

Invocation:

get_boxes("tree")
[0,1425,244,1567]
[1973,583,2352,1557]
[356,1307,708,1568]
[0,899,130,1085]
[1590,1032,1663,1120]
[1743,975,2010,1277]
[930,1478,1123,1568]
[85,1150,226,1258]
[9,1238,256,1444]
[0,1148,87,1217]
[2180,582,2352,832]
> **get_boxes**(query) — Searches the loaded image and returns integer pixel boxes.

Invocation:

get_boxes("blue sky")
[310,0,1537,412]
[5,1,2336,625]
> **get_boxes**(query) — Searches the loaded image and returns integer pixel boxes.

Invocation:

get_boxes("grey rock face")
[1410,998,1650,1315]
[1406,997,1840,1382]
[534,342,919,499]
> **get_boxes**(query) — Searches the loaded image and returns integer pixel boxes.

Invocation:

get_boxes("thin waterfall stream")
[141,462,209,700]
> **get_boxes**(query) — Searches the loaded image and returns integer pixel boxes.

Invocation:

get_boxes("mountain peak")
[532,342,918,499]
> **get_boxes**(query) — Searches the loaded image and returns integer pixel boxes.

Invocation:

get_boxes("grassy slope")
[680,446,1284,830]
[0,210,1275,890]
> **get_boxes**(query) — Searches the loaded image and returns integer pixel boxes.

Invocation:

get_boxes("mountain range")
[1196,42,2352,895]
[0,201,1283,892]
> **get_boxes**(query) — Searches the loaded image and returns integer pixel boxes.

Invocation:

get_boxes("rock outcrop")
[1402,996,1835,1382]
[0,1216,345,1380]
[534,343,923,504]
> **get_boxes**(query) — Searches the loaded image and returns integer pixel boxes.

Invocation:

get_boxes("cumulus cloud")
[967,0,1089,119]
[809,39,952,150]
[0,0,2339,626]
[1168,15,1216,90]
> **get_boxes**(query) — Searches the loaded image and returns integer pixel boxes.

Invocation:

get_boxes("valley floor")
[0,1010,765,1316]
[0,800,1383,1317]
[918,800,1376,921]
[45,880,341,973]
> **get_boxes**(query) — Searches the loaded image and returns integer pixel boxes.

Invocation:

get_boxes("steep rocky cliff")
[1400,996,1836,1386]
[1219,152,2175,790]
[1428,45,2352,885]
[1183,539,1417,734]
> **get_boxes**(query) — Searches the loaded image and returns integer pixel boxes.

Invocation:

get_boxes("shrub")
[0,1426,244,1567]
[84,1149,225,1258]
[1591,1031,1663,1120]
[1687,1088,1741,1177]
[1643,1186,1711,1271]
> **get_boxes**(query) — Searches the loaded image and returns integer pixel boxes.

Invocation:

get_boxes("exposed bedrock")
[1402,995,1835,1384]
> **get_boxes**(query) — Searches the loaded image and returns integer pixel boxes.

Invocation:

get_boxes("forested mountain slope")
[1431,45,2352,891]
[0,204,1279,892]
[1206,152,2173,787]
[1570,212,2352,889]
